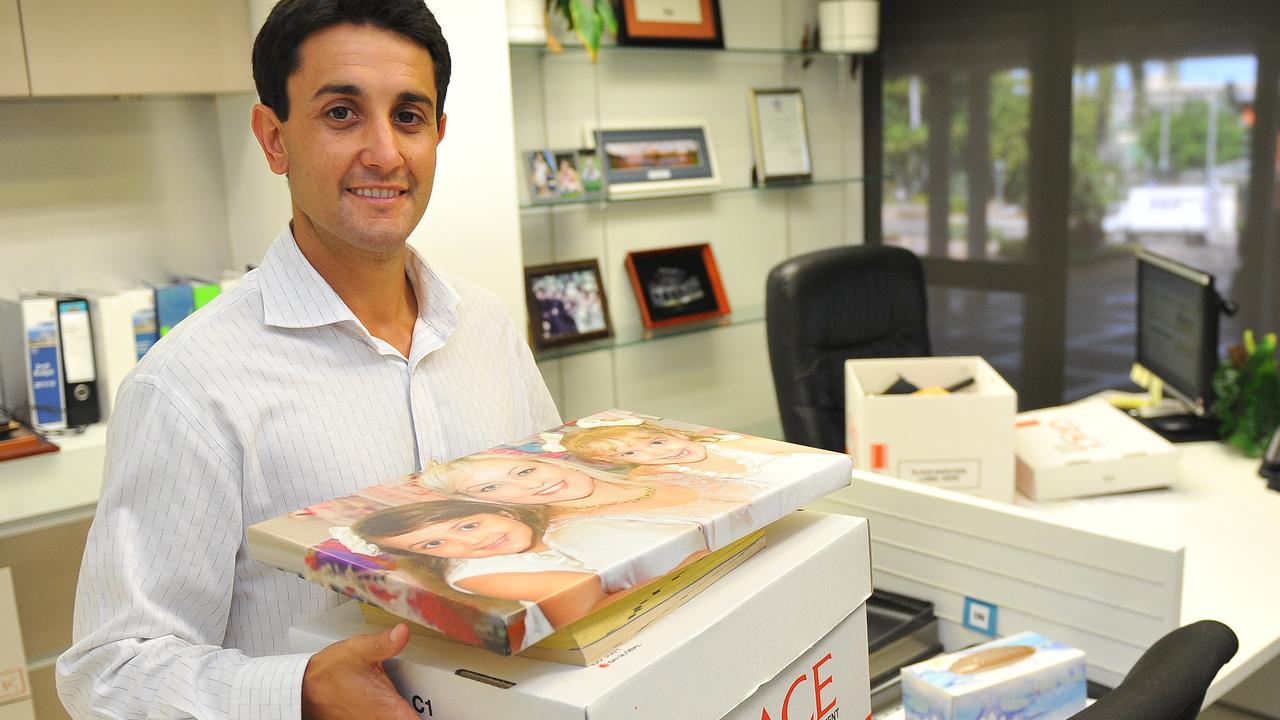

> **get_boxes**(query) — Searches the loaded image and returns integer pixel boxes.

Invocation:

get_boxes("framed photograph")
[595,125,721,199]
[617,0,724,49]
[625,243,731,329]
[524,259,614,350]
[748,88,813,185]
[523,148,605,205]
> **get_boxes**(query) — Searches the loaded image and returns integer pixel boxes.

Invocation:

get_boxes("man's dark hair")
[252,0,451,124]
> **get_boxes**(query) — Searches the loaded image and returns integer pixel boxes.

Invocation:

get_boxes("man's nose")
[360,117,405,173]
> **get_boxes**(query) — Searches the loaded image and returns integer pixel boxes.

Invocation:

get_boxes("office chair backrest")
[766,245,930,452]
[1072,620,1238,720]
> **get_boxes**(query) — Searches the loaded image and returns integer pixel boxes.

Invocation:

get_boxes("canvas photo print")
[247,410,852,656]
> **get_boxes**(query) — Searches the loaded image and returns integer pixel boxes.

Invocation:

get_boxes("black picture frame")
[524,259,614,350]
[616,0,725,50]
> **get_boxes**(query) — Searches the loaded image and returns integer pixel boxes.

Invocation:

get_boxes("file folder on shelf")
[0,297,66,430]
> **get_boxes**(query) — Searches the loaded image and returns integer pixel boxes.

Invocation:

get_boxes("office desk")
[1015,441,1280,706]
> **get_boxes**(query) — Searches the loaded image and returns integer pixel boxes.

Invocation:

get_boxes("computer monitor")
[1135,250,1220,418]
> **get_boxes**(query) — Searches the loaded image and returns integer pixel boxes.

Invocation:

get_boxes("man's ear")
[250,103,289,176]
[436,112,447,144]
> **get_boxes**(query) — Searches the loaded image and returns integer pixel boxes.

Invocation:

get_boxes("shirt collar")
[259,225,461,337]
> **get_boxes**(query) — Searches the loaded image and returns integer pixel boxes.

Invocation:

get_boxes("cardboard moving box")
[1014,399,1178,500]
[0,568,35,720]
[291,511,873,720]
[846,356,1016,503]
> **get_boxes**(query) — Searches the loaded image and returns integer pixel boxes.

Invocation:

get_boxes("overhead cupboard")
[0,0,252,97]
[512,0,869,436]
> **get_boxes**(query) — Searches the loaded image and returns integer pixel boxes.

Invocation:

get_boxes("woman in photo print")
[416,451,750,548]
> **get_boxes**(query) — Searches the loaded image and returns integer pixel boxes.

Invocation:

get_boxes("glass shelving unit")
[518,176,875,211]
[534,309,765,361]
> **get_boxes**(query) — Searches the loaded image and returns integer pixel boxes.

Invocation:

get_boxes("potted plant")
[1212,329,1280,457]
[545,0,618,61]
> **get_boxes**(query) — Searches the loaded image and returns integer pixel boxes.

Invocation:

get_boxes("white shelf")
[0,424,107,536]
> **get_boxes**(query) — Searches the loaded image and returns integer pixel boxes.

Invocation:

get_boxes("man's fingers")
[349,623,410,662]
[384,623,410,657]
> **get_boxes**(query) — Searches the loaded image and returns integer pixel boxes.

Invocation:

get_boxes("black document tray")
[867,589,935,653]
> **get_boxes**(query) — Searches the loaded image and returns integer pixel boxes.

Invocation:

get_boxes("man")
[56,1,560,717]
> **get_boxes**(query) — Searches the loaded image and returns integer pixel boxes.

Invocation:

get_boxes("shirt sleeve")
[56,376,314,720]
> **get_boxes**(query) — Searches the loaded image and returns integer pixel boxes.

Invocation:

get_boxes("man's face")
[261,23,447,254]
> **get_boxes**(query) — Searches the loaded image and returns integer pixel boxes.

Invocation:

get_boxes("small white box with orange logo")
[291,511,872,720]
[900,632,1086,720]
[1014,398,1178,501]
[0,567,34,719]
[845,356,1016,503]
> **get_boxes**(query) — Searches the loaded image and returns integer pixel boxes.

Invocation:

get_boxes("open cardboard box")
[846,356,1016,503]
[291,511,872,720]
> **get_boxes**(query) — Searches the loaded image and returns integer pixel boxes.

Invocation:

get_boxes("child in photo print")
[348,499,706,631]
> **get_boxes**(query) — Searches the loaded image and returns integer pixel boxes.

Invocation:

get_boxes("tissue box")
[1015,399,1178,500]
[845,356,1016,502]
[291,512,872,720]
[901,632,1086,720]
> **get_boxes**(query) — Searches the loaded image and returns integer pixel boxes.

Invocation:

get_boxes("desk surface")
[1016,441,1280,705]
[0,425,106,536]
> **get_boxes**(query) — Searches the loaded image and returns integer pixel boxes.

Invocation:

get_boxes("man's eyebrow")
[311,83,362,101]
[309,84,435,112]
[398,91,435,111]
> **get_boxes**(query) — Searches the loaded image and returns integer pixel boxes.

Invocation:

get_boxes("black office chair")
[766,245,930,452]
[1072,620,1238,720]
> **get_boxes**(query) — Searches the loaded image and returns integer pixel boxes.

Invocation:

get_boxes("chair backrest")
[765,245,930,451]
[1072,620,1238,720]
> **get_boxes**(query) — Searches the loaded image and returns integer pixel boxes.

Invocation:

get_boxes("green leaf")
[598,0,618,34]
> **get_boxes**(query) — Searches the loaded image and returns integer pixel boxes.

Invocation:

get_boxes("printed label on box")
[898,459,980,490]
[0,666,28,702]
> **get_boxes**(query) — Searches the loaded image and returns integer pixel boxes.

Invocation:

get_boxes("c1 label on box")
[963,597,998,636]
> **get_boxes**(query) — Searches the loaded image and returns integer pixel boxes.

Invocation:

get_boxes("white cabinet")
[20,0,253,96]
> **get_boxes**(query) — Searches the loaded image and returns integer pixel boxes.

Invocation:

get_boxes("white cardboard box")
[845,356,1016,503]
[291,512,872,720]
[0,568,35,720]
[1014,398,1178,501]
[901,631,1086,720]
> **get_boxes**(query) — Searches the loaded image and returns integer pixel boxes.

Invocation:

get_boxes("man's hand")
[301,623,419,719]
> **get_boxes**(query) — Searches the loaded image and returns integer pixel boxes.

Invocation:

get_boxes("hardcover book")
[248,410,852,656]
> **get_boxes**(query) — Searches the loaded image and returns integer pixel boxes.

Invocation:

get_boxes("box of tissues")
[901,632,1086,720]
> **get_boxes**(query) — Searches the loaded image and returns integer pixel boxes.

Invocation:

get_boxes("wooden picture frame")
[524,259,614,351]
[616,0,725,49]
[625,244,731,329]
[748,88,814,185]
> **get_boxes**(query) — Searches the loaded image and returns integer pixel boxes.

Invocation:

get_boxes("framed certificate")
[617,0,724,49]
[748,88,814,185]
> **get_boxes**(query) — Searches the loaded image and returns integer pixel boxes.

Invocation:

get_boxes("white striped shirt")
[56,227,560,719]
